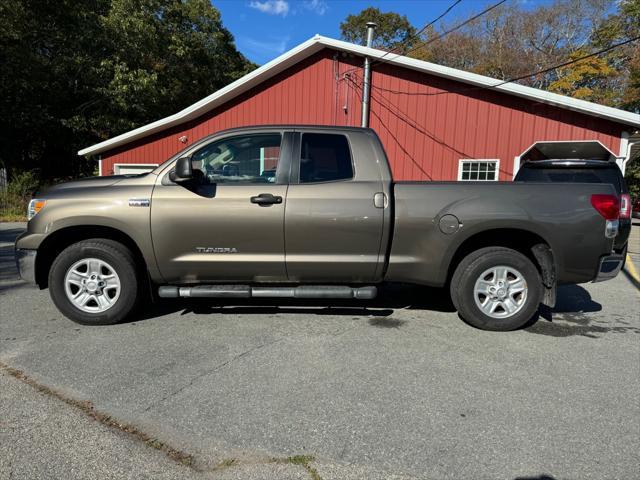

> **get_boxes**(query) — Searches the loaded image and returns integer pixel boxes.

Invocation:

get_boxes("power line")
[369,35,640,97]
[486,35,639,87]
[345,74,475,160]
[342,37,639,179]
[342,0,465,76]
[395,0,464,54]
[342,0,511,81]
[347,72,513,178]
[404,0,508,56]
[344,77,434,179]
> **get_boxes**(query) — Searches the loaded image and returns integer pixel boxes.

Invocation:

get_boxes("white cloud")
[303,0,327,15]
[249,0,289,16]
[240,35,290,57]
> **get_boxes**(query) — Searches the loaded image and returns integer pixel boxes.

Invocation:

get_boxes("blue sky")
[214,0,543,65]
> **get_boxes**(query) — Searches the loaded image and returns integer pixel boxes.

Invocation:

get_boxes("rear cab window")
[299,133,353,183]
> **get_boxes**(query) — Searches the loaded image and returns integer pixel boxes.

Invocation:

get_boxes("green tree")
[340,7,417,51]
[84,0,254,140]
[594,0,640,112]
[0,0,108,178]
[0,0,254,179]
[626,157,640,198]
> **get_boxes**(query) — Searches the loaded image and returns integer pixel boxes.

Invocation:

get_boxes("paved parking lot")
[1,222,639,480]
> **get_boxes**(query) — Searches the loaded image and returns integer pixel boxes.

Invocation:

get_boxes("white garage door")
[114,164,157,175]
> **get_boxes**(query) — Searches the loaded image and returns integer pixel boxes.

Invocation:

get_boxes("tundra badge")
[129,198,150,207]
[196,247,239,254]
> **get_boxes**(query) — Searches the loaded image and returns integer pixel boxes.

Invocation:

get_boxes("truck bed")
[386,181,617,286]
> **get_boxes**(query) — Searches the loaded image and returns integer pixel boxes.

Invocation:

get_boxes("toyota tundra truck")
[15,126,625,331]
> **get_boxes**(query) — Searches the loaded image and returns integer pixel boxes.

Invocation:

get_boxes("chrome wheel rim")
[473,265,528,319]
[64,258,121,313]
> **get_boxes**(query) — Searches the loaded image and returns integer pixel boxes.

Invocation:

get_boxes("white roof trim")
[79,35,640,156]
[519,139,617,156]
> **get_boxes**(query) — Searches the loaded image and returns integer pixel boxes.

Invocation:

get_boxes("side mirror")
[169,157,193,183]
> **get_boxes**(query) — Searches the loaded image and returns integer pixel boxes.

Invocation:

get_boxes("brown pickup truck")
[16,126,625,331]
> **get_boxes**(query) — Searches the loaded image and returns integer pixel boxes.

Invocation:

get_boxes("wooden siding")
[101,49,626,181]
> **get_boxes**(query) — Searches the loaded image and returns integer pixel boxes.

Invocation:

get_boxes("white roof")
[79,35,640,156]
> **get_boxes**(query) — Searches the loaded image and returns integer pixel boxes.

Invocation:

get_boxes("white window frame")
[457,159,500,181]
[113,163,158,175]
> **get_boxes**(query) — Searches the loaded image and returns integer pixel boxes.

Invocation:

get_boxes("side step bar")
[158,285,377,300]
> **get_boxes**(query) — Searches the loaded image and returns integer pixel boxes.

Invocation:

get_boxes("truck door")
[284,131,386,283]
[151,130,293,283]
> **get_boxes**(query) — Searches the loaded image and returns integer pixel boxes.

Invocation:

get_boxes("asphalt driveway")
[1,222,639,480]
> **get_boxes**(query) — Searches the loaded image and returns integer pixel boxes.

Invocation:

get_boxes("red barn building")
[79,36,640,179]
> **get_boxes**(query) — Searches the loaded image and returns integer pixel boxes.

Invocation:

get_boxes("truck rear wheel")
[49,239,139,325]
[450,247,542,331]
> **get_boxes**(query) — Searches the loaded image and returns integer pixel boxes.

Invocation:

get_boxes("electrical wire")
[386,0,463,57]
[349,73,516,178]
[344,76,434,179]
[346,74,475,161]
[341,0,465,76]
[404,0,508,56]
[369,35,640,97]
[338,14,638,179]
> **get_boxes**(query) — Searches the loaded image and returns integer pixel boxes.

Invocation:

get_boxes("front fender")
[16,183,161,282]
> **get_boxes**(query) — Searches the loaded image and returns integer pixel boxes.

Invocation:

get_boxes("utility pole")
[361,22,376,128]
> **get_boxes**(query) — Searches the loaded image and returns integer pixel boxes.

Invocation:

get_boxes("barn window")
[458,160,499,181]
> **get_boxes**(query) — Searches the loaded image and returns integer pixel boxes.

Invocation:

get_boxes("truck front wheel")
[49,239,139,325]
[450,247,542,331]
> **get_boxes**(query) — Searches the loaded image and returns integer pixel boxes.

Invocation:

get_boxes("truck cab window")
[191,134,281,184]
[299,133,353,183]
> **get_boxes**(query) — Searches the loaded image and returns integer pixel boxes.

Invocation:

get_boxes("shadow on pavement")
[129,281,633,339]
[119,280,459,324]
[525,284,640,338]
[2,224,636,338]
[126,284,456,324]
[0,227,26,290]
[514,475,557,480]
[0,227,25,244]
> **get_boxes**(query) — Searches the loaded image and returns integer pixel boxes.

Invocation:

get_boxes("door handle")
[250,193,283,205]
[373,192,387,208]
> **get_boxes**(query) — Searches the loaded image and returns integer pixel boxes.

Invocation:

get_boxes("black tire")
[450,247,542,331]
[49,239,139,325]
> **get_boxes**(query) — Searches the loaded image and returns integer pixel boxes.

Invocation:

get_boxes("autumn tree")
[548,50,617,104]
[340,7,417,51]
[412,0,615,90]
[410,0,640,113]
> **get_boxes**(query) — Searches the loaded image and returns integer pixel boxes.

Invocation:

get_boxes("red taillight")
[620,193,631,219]
[590,194,620,220]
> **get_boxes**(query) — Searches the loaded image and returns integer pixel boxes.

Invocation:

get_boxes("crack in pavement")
[143,337,285,413]
[0,360,325,479]
[0,361,195,467]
